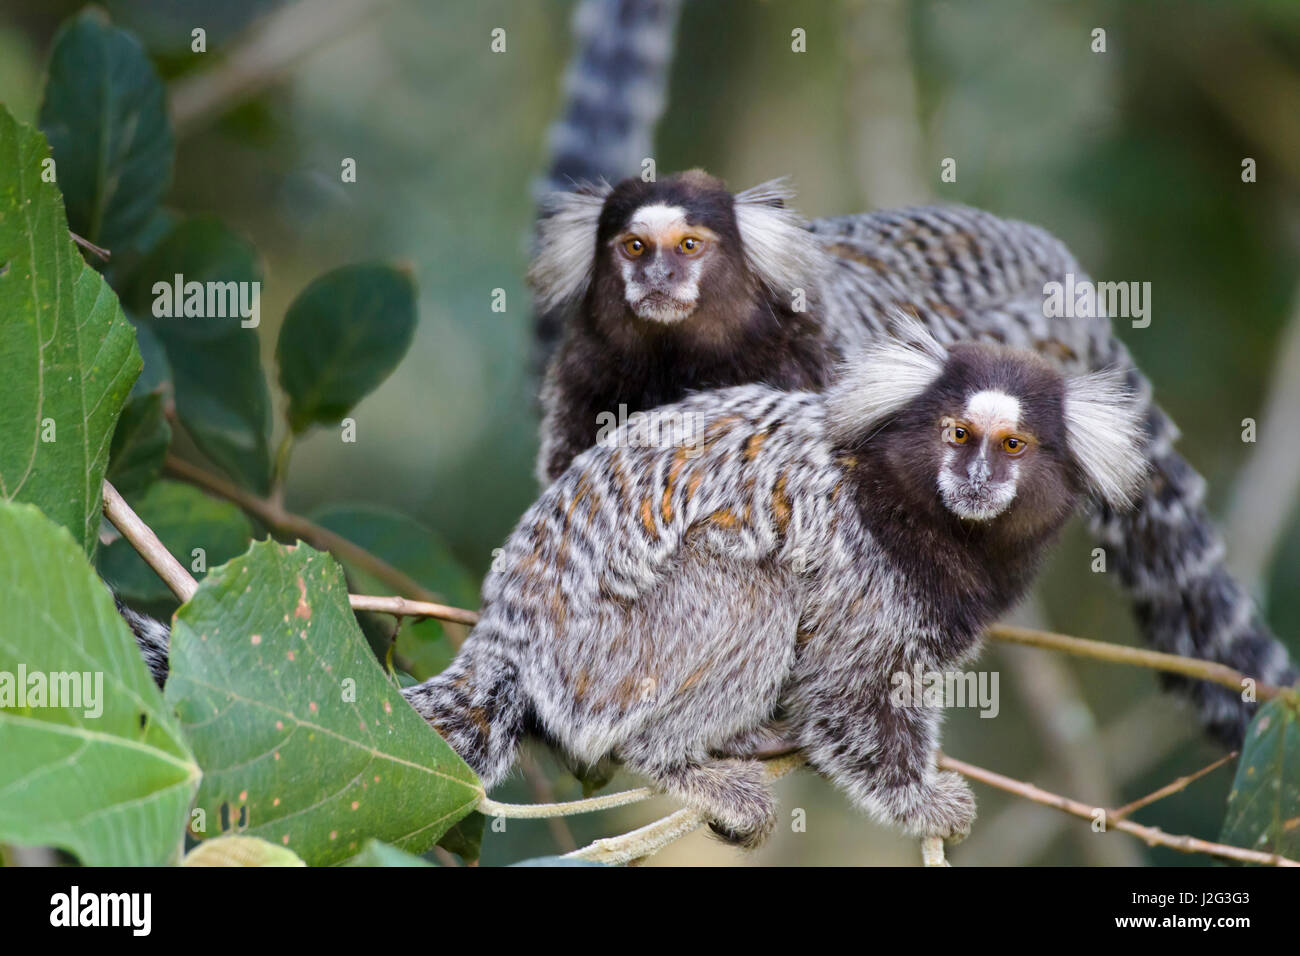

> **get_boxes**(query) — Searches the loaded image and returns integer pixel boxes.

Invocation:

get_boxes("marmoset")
[529,169,1297,745]
[403,325,1147,845]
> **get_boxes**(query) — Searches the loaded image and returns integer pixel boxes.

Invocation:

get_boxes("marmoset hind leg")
[541,553,800,847]
[793,683,975,841]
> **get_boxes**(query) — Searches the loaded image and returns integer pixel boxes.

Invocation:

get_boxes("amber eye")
[1002,436,1028,455]
[678,236,703,255]
[944,424,969,444]
[623,238,645,257]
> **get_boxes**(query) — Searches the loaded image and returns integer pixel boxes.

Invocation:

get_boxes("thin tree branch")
[1108,751,1238,822]
[555,751,1297,867]
[519,750,579,853]
[479,786,654,820]
[163,454,466,615]
[169,0,401,136]
[105,478,477,625]
[938,754,1298,867]
[563,754,805,865]
[988,623,1292,702]
[920,835,948,867]
[69,230,111,261]
[347,594,478,627]
[102,481,197,602]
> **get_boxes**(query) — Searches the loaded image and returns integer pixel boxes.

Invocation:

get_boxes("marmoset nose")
[967,455,991,486]
[646,255,676,284]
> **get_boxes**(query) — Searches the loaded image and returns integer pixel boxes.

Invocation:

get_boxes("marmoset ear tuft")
[1062,368,1149,509]
[528,181,613,311]
[733,178,829,295]
[826,313,948,443]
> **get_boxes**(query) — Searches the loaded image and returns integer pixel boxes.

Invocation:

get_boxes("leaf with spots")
[0,501,200,866]
[165,539,482,865]
[0,105,141,554]
[1220,696,1300,862]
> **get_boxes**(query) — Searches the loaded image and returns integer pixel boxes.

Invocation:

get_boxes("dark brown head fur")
[535,171,834,480]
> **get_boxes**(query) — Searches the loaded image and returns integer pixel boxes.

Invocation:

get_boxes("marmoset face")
[591,171,750,329]
[864,342,1081,535]
[937,389,1033,521]
[612,203,717,323]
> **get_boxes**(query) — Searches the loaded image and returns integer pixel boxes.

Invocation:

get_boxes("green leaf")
[0,105,141,554]
[127,316,170,399]
[0,501,200,866]
[277,263,417,434]
[182,835,306,867]
[98,480,252,603]
[437,811,484,863]
[311,504,479,680]
[1220,696,1300,861]
[120,218,272,493]
[38,8,173,250]
[346,839,437,867]
[166,540,482,866]
[165,320,273,495]
[106,391,171,498]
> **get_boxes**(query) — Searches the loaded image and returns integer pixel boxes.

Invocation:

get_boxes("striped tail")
[1088,359,1298,745]
[533,0,684,364]
[116,591,171,689]
[402,634,525,789]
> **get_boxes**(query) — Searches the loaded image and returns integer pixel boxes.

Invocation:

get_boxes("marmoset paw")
[701,761,777,850]
[917,771,976,843]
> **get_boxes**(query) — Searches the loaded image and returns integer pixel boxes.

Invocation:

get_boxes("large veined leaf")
[277,263,417,434]
[1220,696,1300,861]
[0,105,141,554]
[98,480,252,603]
[38,7,173,250]
[0,501,200,865]
[166,540,482,865]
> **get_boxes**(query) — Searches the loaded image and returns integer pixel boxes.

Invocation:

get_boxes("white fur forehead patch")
[964,390,1021,434]
[627,203,688,237]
